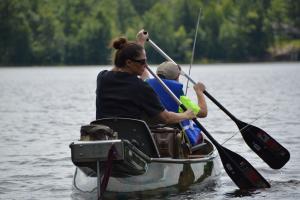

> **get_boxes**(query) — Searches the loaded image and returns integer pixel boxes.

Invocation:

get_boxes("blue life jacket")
[146,78,202,145]
[146,78,183,112]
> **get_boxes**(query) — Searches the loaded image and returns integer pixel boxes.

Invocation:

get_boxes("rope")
[100,144,117,194]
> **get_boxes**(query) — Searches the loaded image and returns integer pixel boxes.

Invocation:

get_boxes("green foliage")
[0,0,299,66]
[0,0,32,65]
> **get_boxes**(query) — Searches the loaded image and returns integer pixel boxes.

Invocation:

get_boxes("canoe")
[70,118,221,198]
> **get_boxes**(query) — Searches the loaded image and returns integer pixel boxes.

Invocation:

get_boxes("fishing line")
[221,107,278,145]
[185,7,202,96]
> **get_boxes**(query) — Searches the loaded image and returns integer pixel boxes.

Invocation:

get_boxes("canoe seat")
[190,139,214,156]
[150,125,184,158]
[91,118,160,158]
[191,142,208,152]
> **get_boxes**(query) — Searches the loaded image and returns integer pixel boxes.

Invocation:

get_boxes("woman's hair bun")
[112,37,128,50]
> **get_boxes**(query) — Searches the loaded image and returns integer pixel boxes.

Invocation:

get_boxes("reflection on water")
[0,63,299,199]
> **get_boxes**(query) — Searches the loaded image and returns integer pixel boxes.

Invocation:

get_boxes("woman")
[96,32,195,124]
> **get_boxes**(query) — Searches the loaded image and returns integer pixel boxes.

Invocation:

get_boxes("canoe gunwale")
[150,150,218,164]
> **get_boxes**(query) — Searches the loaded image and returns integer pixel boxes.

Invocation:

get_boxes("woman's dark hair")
[111,37,144,68]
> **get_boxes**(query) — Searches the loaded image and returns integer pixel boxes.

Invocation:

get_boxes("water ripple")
[1,64,299,200]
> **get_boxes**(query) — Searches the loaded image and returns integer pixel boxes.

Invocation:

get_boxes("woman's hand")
[183,109,196,120]
[136,29,148,46]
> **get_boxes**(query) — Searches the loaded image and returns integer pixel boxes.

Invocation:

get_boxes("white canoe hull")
[73,151,221,193]
[70,118,222,195]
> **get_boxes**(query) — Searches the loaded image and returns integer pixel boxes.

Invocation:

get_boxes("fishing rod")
[147,38,290,170]
[185,7,202,95]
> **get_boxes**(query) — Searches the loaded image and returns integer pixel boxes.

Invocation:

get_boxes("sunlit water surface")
[0,63,299,199]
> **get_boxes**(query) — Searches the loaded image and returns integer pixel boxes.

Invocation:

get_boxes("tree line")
[1,0,299,66]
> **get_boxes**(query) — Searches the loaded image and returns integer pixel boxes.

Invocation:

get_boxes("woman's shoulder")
[97,69,109,76]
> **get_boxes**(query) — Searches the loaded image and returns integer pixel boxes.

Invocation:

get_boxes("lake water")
[0,63,299,200]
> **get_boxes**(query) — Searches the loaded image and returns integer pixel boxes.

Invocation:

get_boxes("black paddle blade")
[218,145,270,189]
[236,120,290,169]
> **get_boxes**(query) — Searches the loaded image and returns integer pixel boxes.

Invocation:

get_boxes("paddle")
[146,65,270,190]
[147,38,290,170]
